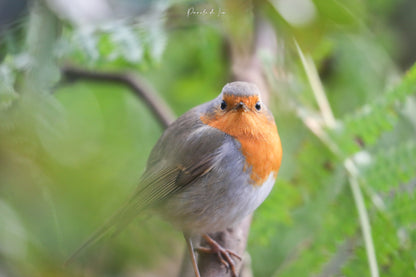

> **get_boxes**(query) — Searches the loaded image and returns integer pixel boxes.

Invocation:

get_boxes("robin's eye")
[220,100,227,110]
[255,101,261,111]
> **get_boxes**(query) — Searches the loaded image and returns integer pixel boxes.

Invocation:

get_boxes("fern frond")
[362,141,416,191]
[328,63,416,155]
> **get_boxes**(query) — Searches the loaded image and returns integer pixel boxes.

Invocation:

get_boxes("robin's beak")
[235,101,248,112]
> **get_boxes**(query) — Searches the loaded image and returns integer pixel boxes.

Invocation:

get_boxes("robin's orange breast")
[200,108,282,186]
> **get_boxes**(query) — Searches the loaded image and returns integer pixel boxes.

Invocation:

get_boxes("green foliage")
[0,60,19,111]
[250,1,416,276]
[61,20,166,69]
[363,141,416,191]
[328,63,416,156]
[1,0,416,277]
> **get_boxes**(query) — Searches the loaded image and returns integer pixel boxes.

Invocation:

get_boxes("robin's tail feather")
[65,198,144,266]
[65,166,181,265]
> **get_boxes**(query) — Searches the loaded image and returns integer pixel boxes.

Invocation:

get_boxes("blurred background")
[1,0,416,276]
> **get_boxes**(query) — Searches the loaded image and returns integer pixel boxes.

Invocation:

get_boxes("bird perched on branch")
[68,81,282,277]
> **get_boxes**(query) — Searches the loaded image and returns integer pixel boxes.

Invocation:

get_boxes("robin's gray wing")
[109,108,228,231]
[67,107,232,262]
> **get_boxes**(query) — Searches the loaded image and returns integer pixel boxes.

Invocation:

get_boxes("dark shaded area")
[0,0,28,28]
[0,0,28,59]
[390,0,416,69]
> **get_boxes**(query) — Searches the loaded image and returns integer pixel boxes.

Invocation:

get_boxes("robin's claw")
[196,234,242,277]
[227,249,242,261]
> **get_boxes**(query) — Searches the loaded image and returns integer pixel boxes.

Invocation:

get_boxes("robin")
[68,81,282,277]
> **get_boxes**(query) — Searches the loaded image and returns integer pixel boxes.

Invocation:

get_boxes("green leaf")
[0,63,19,111]
[362,141,416,192]
[328,63,416,155]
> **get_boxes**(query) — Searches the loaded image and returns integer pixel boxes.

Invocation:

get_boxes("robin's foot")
[196,234,242,277]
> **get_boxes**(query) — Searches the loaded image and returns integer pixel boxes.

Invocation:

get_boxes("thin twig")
[298,114,380,277]
[296,46,380,277]
[317,234,358,277]
[344,159,380,277]
[272,238,313,276]
[61,66,175,128]
[296,42,336,128]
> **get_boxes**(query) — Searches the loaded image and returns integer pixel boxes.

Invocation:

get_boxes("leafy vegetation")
[1,0,415,277]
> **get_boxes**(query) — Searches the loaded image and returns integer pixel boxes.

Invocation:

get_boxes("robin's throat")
[200,112,282,186]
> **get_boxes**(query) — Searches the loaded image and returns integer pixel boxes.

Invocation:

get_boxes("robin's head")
[220,82,263,114]
[201,82,275,134]
[200,81,282,185]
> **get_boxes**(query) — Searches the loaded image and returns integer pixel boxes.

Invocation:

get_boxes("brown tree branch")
[60,66,175,128]
[198,217,253,277]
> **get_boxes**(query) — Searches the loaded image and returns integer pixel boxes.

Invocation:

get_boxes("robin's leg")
[196,234,242,277]
[183,233,201,277]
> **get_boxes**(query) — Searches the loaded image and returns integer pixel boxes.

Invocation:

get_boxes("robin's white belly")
[158,172,276,234]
